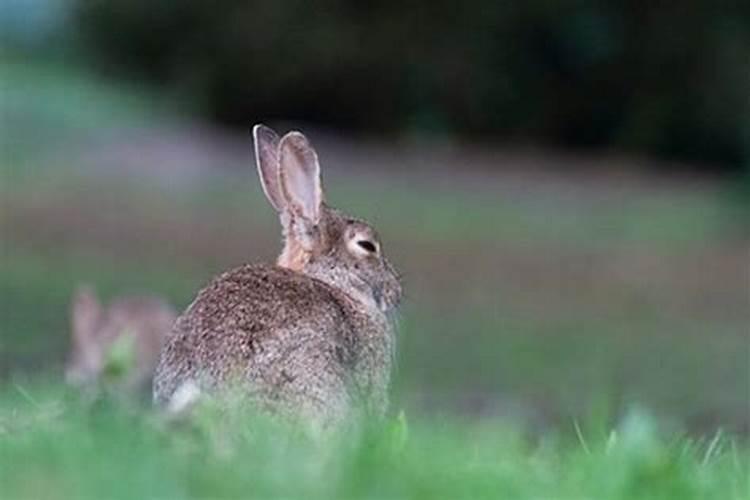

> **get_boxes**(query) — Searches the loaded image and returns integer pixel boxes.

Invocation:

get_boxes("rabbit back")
[153,264,392,421]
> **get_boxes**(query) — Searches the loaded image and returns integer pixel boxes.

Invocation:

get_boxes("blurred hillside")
[2,59,749,434]
[10,0,746,170]
[1,1,749,435]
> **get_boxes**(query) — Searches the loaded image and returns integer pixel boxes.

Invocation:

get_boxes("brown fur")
[153,126,402,426]
[277,234,310,271]
[67,287,177,391]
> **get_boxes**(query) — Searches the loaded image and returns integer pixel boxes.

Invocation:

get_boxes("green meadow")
[1,385,747,500]
[1,60,748,498]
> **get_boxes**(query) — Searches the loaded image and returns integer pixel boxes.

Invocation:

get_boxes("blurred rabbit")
[154,125,402,426]
[67,286,177,392]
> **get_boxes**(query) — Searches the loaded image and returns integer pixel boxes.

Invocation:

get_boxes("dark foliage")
[75,1,750,169]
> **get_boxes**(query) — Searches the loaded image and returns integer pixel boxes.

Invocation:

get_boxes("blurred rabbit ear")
[253,124,285,212]
[71,285,101,343]
[278,131,323,224]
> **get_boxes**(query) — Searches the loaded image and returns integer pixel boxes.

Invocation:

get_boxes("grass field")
[1,385,748,500]
[1,59,749,498]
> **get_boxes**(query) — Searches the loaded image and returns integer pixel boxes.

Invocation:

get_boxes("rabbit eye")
[357,240,377,253]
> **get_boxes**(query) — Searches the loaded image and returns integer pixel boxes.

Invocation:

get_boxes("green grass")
[0,58,182,177]
[2,242,748,431]
[335,178,746,250]
[0,247,201,376]
[1,58,748,498]
[0,385,747,500]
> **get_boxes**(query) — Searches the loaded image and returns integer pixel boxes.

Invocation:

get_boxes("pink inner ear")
[279,133,322,223]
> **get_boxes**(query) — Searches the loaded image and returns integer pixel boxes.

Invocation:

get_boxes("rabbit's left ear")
[278,131,323,224]
[253,124,285,212]
[71,285,101,345]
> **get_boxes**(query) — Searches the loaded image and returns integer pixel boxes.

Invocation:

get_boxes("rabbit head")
[253,125,402,314]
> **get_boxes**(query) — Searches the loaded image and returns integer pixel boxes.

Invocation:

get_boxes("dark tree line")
[76,1,750,170]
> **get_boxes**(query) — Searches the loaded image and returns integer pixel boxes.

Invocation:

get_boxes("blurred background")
[1,0,748,434]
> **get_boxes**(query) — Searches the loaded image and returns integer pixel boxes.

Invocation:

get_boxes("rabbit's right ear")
[278,131,323,225]
[253,124,286,212]
[71,285,101,344]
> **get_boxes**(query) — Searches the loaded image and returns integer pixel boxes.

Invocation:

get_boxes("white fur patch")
[167,380,201,415]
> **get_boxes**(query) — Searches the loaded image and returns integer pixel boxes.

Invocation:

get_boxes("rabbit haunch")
[153,125,402,425]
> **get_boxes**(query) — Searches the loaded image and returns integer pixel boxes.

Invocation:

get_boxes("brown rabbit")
[153,125,402,426]
[67,286,177,391]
